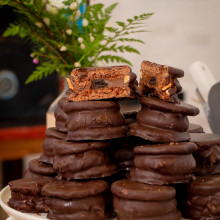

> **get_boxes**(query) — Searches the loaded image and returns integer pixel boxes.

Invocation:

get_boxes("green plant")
[1,0,153,83]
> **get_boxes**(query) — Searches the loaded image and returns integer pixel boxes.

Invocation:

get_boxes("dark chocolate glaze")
[9,178,54,196]
[54,104,68,132]
[137,107,189,132]
[24,169,55,179]
[53,150,110,173]
[67,126,127,141]
[8,194,47,213]
[42,138,110,156]
[190,133,220,148]
[134,154,196,175]
[128,122,190,143]
[28,159,56,176]
[139,96,200,116]
[190,133,220,175]
[185,175,220,220]
[167,66,184,78]
[45,127,66,139]
[111,180,176,201]
[56,163,116,180]
[39,154,54,165]
[41,180,108,199]
[130,142,196,185]
[130,167,195,185]
[45,195,105,214]
[56,97,126,140]
[66,108,124,131]
[188,123,204,133]
[113,196,177,218]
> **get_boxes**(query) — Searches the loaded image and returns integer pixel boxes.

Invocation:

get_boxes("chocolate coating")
[185,175,220,220]
[67,126,126,141]
[24,169,55,179]
[128,122,190,143]
[188,123,204,133]
[111,180,176,201]
[128,96,199,142]
[113,196,177,218]
[130,168,194,185]
[43,138,110,156]
[139,96,200,116]
[56,163,116,180]
[111,179,181,220]
[54,105,68,132]
[9,178,54,195]
[137,107,189,132]
[57,97,126,140]
[53,150,110,173]
[190,133,220,175]
[42,180,108,199]
[28,159,56,176]
[45,195,105,214]
[45,127,66,139]
[130,142,196,184]
[8,178,54,213]
[134,142,197,155]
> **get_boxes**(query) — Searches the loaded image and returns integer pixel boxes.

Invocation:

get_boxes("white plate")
[0,186,48,220]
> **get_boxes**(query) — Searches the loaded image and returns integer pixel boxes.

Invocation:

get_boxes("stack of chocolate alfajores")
[7,61,220,220]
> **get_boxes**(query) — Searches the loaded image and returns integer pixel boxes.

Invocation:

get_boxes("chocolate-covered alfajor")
[42,180,108,220]
[111,179,182,220]
[185,175,220,220]
[190,133,220,175]
[39,127,66,165]
[66,65,137,101]
[129,142,197,185]
[139,60,184,103]
[54,148,116,180]
[24,158,56,179]
[8,178,54,213]
[128,96,199,142]
[56,97,126,141]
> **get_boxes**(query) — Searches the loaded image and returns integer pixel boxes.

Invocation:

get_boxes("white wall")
[94,0,220,132]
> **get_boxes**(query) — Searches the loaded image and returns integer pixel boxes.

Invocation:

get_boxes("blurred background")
[0,0,220,188]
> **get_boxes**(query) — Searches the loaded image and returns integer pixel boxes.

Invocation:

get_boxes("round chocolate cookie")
[42,138,110,156]
[27,158,56,177]
[42,180,108,220]
[190,133,220,175]
[188,123,204,133]
[128,96,199,142]
[130,142,197,185]
[39,128,67,165]
[8,178,54,213]
[54,104,68,132]
[129,122,190,143]
[57,97,126,141]
[139,96,200,116]
[111,180,181,220]
[56,163,117,181]
[185,175,220,220]
[53,149,116,180]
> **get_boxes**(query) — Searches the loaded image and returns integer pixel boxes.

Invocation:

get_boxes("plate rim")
[0,185,48,220]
